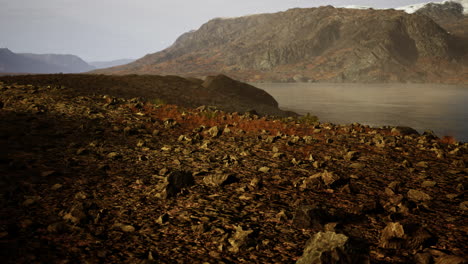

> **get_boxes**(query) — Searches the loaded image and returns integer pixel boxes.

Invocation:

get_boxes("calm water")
[255,83,468,142]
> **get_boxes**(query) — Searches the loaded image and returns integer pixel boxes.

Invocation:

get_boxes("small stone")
[344,151,360,161]
[249,177,262,189]
[421,181,436,188]
[276,210,288,222]
[157,171,195,199]
[414,252,433,264]
[63,204,86,224]
[22,198,37,206]
[207,126,221,138]
[203,173,237,186]
[161,146,172,151]
[320,170,340,186]
[407,189,432,202]
[459,201,468,210]
[156,213,169,224]
[349,163,365,169]
[391,126,419,136]
[272,153,285,158]
[388,181,401,192]
[41,170,56,177]
[74,192,87,199]
[446,194,459,200]
[384,187,395,196]
[76,148,88,155]
[51,184,63,190]
[416,161,429,168]
[191,223,207,234]
[47,222,68,233]
[228,226,253,253]
[300,174,322,190]
[292,205,329,229]
[120,225,136,232]
[379,222,405,249]
[107,152,122,159]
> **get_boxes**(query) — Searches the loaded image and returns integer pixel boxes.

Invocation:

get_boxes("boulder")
[296,231,368,264]
[391,126,420,136]
[157,171,195,199]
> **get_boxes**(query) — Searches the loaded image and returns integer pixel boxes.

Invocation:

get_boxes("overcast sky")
[0,0,434,62]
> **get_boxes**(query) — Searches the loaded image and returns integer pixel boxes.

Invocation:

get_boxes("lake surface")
[255,83,468,142]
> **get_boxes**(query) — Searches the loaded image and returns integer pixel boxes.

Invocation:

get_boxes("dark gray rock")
[157,171,195,199]
[292,205,331,229]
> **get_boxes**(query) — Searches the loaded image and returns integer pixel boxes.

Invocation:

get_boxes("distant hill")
[0,49,94,74]
[0,74,294,117]
[89,59,135,69]
[94,6,468,84]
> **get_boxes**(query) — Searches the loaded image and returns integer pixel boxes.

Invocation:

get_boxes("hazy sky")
[0,0,434,62]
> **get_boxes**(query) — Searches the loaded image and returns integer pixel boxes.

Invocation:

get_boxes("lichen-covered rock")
[228,225,254,253]
[407,189,432,202]
[296,232,350,264]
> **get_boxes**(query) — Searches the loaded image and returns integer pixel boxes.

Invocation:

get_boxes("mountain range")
[0,49,95,74]
[0,49,135,74]
[94,2,468,83]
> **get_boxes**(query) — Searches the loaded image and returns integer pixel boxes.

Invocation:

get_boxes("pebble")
[407,189,432,202]
[51,183,63,190]
[120,225,136,232]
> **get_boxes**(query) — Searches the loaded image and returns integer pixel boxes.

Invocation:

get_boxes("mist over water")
[255,83,468,142]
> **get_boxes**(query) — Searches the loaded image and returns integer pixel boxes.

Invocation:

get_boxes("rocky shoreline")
[0,81,467,263]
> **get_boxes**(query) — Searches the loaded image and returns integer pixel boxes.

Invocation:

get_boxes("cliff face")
[95,6,468,83]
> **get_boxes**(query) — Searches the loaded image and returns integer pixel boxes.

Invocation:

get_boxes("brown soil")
[0,79,467,263]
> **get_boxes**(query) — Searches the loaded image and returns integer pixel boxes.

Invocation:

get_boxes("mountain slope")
[95,6,468,83]
[19,53,95,73]
[0,49,94,74]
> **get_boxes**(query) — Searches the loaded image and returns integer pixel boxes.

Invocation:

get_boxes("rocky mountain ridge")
[0,49,95,74]
[95,6,468,83]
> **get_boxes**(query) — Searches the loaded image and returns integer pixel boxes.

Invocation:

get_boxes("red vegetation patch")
[439,136,457,145]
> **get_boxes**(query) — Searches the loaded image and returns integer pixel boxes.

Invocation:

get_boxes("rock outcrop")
[94,6,468,83]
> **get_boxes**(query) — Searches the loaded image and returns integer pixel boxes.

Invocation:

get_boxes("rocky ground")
[0,81,467,263]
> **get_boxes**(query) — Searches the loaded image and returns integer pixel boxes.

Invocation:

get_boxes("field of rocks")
[0,80,467,263]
